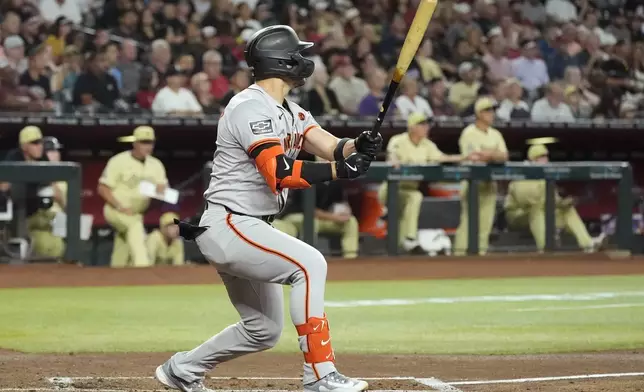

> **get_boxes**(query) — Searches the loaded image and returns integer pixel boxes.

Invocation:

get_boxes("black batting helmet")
[244,25,315,87]
[43,136,63,152]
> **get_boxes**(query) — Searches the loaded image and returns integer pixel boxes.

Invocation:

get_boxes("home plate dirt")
[1,255,644,391]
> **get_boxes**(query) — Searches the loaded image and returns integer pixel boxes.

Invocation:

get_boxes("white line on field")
[20,389,420,392]
[513,303,644,312]
[447,372,644,386]
[416,377,463,391]
[47,376,414,382]
[324,291,644,308]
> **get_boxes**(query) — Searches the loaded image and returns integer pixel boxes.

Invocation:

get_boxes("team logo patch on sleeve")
[249,119,274,135]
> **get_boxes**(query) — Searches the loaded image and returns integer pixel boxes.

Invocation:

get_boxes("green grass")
[1,275,643,354]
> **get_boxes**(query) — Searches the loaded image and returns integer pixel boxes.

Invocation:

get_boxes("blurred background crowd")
[0,0,643,120]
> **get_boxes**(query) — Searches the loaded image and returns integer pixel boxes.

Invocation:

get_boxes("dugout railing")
[202,161,634,256]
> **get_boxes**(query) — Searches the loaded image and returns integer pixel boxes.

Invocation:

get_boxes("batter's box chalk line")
[43,371,644,391]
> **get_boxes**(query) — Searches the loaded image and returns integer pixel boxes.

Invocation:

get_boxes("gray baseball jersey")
[204,84,320,216]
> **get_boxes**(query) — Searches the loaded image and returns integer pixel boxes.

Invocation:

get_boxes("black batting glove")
[335,152,371,179]
[354,130,383,158]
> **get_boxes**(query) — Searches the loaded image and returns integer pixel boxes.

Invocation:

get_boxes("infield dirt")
[1,254,643,391]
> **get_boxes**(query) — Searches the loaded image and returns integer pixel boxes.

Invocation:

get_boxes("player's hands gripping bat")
[370,0,438,138]
[335,153,372,179]
[354,130,383,159]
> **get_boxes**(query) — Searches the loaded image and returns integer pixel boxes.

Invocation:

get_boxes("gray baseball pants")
[167,203,336,385]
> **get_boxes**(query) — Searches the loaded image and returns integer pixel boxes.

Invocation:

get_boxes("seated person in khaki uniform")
[97,126,168,267]
[379,112,467,253]
[505,144,601,252]
[273,180,359,258]
[453,97,509,255]
[1,127,66,259]
[27,136,67,258]
[146,212,185,265]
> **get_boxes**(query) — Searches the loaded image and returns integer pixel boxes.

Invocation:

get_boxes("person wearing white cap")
[0,35,28,74]
[97,126,168,267]
[448,61,482,113]
[545,0,578,23]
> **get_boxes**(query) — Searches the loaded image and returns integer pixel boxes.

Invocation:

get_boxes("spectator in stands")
[328,55,369,115]
[235,1,262,31]
[563,65,600,109]
[412,39,444,83]
[103,42,122,90]
[152,65,202,116]
[449,61,482,114]
[116,39,142,100]
[452,38,478,68]
[395,76,433,119]
[505,144,601,253]
[220,67,249,108]
[453,97,508,256]
[427,77,456,117]
[98,126,168,267]
[114,9,141,41]
[139,8,161,43]
[51,45,82,109]
[512,40,550,97]
[159,0,187,47]
[484,34,513,83]
[531,82,576,122]
[496,78,531,120]
[191,72,218,113]
[44,16,72,61]
[136,67,158,110]
[447,2,473,49]
[40,0,82,25]
[73,50,120,111]
[306,66,340,116]
[19,44,53,106]
[546,23,587,80]
[380,113,468,254]
[379,13,407,66]
[521,0,547,26]
[1,11,21,38]
[1,35,28,74]
[0,64,46,111]
[476,0,499,36]
[149,39,172,77]
[358,67,389,117]
[545,0,578,23]
[564,85,592,118]
[20,16,44,55]
[202,50,229,100]
[174,53,195,77]
[201,26,238,75]
[146,212,185,266]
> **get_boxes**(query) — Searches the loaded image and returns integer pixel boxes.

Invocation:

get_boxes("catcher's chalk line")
[324,291,644,308]
[37,371,644,391]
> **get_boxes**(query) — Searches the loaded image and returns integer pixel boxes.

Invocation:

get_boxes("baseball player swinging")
[154,25,382,392]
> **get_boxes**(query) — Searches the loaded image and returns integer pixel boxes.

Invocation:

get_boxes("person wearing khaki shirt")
[505,144,598,252]
[97,126,168,267]
[146,212,185,265]
[448,62,482,114]
[379,112,468,253]
[453,97,509,255]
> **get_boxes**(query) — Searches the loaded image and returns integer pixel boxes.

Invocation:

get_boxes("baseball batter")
[154,25,382,392]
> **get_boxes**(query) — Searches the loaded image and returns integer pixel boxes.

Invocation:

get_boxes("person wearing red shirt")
[202,49,229,100]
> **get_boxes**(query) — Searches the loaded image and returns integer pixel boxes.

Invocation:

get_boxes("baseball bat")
[371,0,438,137]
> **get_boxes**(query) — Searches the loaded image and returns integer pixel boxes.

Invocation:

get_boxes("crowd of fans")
[0,0,643,121]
